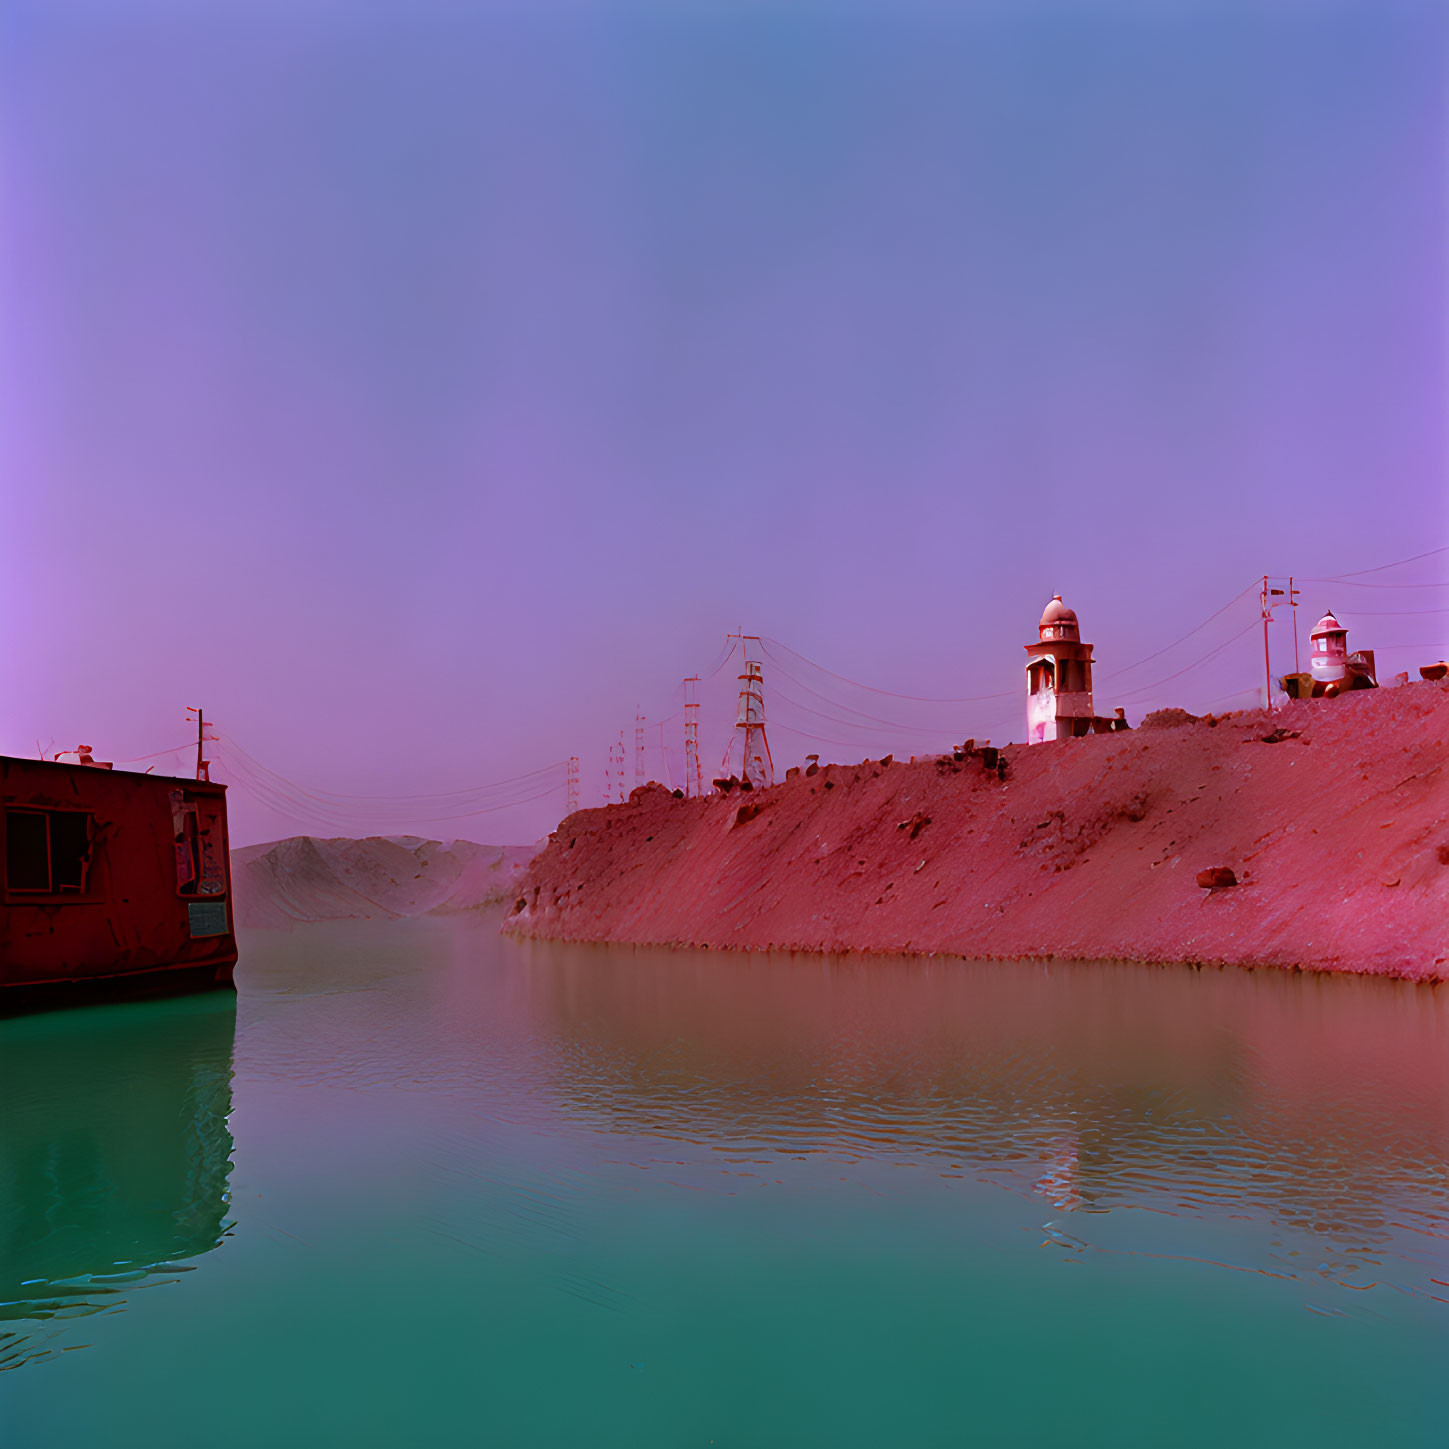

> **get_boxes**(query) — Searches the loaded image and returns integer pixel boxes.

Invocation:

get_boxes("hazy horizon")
[3,1,1446,846]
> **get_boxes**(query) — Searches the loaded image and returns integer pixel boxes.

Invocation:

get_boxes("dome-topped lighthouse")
[1309,610,1349,685]
[1025,595,1096,743]
[1038,595,1080,642]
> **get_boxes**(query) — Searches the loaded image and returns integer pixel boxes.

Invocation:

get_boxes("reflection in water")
[2,922,1444,1446]
[0,993,236,1372]
[521,941,1449,1301]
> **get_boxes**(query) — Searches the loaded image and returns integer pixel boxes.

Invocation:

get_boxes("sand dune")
[231,835,537,929]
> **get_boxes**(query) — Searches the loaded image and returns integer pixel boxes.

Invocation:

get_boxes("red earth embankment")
[508,682,1449,979]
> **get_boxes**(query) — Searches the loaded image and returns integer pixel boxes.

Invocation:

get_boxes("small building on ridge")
[1310,611,1350,686]
[1025,596,1097,744]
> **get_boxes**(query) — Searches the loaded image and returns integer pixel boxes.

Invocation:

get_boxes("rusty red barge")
[1,755,237,1013]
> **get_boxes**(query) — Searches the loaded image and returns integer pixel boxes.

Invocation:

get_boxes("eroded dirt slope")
[508,683,1449,979]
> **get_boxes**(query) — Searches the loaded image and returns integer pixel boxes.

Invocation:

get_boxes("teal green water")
[2,918,1445,1448]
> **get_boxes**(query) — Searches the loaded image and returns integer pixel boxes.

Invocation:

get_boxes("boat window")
[6,811,50,891]
[194,798,227,896]
[50,812,92,890]
[171,790,226,897]
[5,808,94,894]
[172,791,199,891]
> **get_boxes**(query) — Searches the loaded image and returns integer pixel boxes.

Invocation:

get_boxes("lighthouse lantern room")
[1309,610,1349,685]
[1025,595,1096,744]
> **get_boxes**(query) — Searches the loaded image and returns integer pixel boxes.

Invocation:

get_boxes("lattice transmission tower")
[605,732,627,804]
[566,756,579,815]
[721,641,774,789]
[682,676,703,798]
[634,710,646,790]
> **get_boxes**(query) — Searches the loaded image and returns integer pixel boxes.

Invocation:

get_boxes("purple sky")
[3,1,1446,845]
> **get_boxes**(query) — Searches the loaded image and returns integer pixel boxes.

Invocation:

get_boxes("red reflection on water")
[518,939,1449,1294]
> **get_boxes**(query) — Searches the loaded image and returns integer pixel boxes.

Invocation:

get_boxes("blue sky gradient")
[3,1,1445,841]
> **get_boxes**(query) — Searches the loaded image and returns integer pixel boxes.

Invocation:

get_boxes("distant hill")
[230,835,538,929]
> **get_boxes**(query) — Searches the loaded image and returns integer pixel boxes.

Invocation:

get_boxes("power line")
[764,662,965,732]
[767,719,921,753]
[214,747,563,827]
[123,550,1449,827]
[761,637,1017,705]
[217,749,558,817]
[1294,577,1449,591]
[1314,545,1449,579]
[112,740,201,763]
[1095,581,1259,683]
[761,582,1261,710]
[220,734,563,805]
[699,633,740,680]
[769,699,1020,755]
[1330,606,1449,617]
[768,684,955,741]
[1111,621,1261,704]
[211,738,564,828]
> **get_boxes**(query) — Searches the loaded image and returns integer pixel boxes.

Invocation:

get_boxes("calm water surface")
[2,917,1446,1447]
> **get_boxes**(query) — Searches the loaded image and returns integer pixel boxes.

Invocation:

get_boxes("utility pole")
[1289,576,1301,675]
[1260,578,1286,708]
[566,757,579,816]
[186,706,210,781]
[683,676,702,798]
